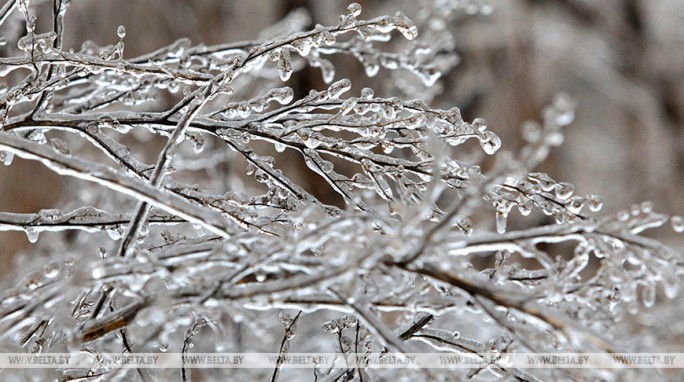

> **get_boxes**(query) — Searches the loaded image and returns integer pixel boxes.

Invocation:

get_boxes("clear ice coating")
[0,1,681,381]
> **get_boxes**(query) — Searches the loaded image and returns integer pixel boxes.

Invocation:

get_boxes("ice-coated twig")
[0,133,237,238]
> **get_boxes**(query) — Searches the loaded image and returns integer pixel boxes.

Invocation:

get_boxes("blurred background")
[1,0,683,259]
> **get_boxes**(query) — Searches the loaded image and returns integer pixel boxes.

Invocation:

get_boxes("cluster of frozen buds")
[486,172,603,233]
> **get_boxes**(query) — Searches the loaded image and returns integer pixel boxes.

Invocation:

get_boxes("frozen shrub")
[0,1,682,381]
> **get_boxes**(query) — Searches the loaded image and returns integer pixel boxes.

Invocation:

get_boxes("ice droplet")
[116,25,126,39]
[641,282,656,308]
[347,3,362,17]
[671,215,684,233]
[640,201,653,214]
[43,262,60,279]
[472,118,487,132]
[159,343,169,352]
[587,194,603,212]
[64,256,75,267]
[522,121,541,143]
[480,131,501,155]
[552,93,576,126]
[277,49,292,81]
[566,196,585,214]
[278,311,292,326]
[25,272,42,290]
[554,182,574,201]
[106,226,122,240]
[480,3,494,15]
[360,87,374,99]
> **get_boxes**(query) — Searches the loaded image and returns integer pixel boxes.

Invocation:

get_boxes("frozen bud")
[522,121,542,142]
[327,79,352,99]
[347,3,362,17]
[0,151,14,166]
[472,118,487,132]
[528,172,556,192]
[587,194,603,212]
[394,12,418,40]
[566,196,585,214]
[360,87,374,99]
[269,87,294,104]
[278,311,293,326]
[479,131,501,155]
[640,201,653,214]
[551,92,576,126]
[342,315,358,328]
[322,320,340,333]
[554,182,574,200]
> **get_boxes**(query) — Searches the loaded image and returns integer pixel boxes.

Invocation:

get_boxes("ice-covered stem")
[0,133,236,237]
[407,328,542,382]
[270,311,302,382]
[78,296,151,343]
[180,317,211,382]
[113,4,423,257]
[0,0,18,27]
[116,84,213,258]
[395,260,618,354]
[0,208,183,239]
[28,0,71,118]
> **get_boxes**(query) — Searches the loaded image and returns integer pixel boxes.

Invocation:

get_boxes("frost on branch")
[0,2,682,381]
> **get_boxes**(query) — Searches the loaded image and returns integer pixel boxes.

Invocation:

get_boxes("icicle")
[494,211,507,234]
[277,49,292,81]
[641,281,656,308]
[0,151,14,166]
[25,227,39,243]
